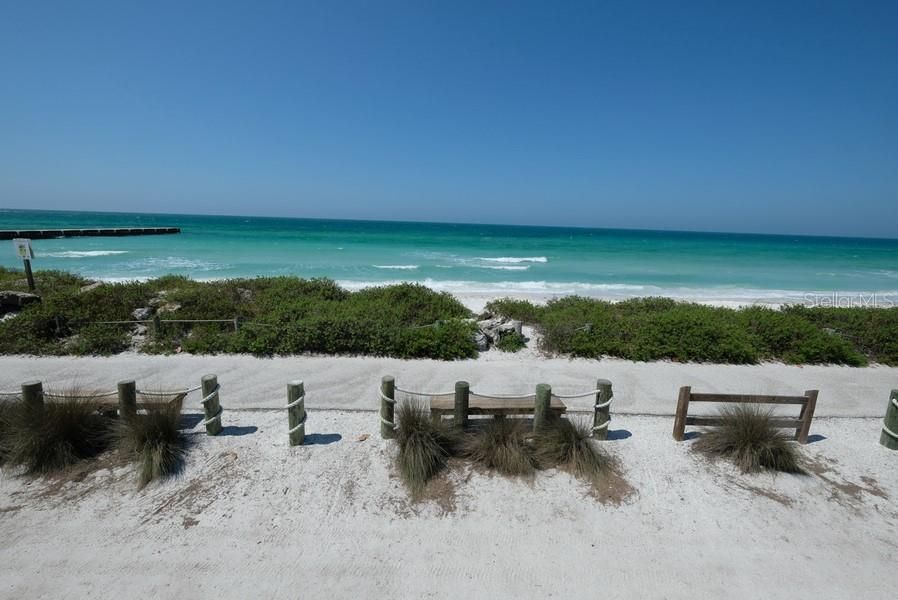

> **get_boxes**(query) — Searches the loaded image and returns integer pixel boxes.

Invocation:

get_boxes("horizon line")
[2,206,897,243]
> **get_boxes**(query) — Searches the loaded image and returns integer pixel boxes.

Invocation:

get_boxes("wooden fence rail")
[673,386,818,444]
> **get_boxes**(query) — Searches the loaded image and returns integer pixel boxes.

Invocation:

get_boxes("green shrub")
[693,404,805,473]
[1,393,110,474]
[114,398,185,488]
[495,331,527,353]
[462,418,535,475]
[395,400,460,496]
[485,298,545,323]
[68,324,132,355]
[0,274,476,360]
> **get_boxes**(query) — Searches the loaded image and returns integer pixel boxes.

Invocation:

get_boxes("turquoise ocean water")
[2,209,898,305]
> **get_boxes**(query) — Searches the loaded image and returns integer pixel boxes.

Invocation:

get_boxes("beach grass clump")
[532,417,612,481]
[694,404,805,473]
[113,398,186,488]
[0,398,16,465]
[462,418,535,476]
[1,393,110,474]
[395,400,460,496]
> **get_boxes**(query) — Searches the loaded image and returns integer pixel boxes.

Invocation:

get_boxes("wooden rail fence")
[673,386,819,444]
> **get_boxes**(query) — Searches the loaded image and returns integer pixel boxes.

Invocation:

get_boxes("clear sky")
[1,1,897,237]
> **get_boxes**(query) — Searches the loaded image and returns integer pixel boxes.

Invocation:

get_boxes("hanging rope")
[137,384,202,397]
[470,391,536,400]
[394,386,454,397]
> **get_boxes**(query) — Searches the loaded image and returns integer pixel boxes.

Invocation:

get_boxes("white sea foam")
[128,257,227,271]
[43,250,129,258]
[476,256,548,263]
[476,265,530,271]
[373,265,419,270]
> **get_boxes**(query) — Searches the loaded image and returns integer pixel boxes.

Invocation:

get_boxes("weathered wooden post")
[201,374,223,435]
[380,375,396,439]
[454,381,469,429]
[880,390,898,450]
[117,379,137,419]
[534,383,551,432]
[795,389,818,444]
[593,378,613,440]
[673,385,691,441]
[21,380,44,411]
[287,380,306,446]
[152,314,162,336]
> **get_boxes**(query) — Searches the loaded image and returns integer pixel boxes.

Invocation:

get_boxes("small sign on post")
[12,238,35,291]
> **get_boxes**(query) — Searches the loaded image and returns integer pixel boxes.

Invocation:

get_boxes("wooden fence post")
[673,386,691,441]
[593,378,613,440]
[380,375,396,439]
[201,374,223,435]
[454,381,469,429]
[287,380,306,446]
[152,314,162,336]
[117,379,137,419]
[881,390,898,450]
[21,380,43,411]
[534,383,551,432]
[795,389,818,444]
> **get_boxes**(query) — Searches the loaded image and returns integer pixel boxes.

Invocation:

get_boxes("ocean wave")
[476,265,530,271]
[476,256,548,263]
[43,250,130,258]
[127,257,227,271]
[373,265,419,270]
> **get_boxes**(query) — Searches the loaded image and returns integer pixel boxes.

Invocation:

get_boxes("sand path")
[2,352,896,416]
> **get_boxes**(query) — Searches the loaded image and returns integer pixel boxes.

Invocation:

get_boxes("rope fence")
[0,377,224,436]
[380,376,614,439]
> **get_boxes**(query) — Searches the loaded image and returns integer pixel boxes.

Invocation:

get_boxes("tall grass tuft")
[532,417,612,481]
[114,398,186,488]
[1,393,110,474]
[395,400,460,496]
[0,398,15,466]
[462,418,535,476]
[694,404,805,473]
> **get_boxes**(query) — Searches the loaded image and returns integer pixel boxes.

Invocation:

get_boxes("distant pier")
[0,227,180,240]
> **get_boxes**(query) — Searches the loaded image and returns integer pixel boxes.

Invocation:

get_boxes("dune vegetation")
[3,267,897,364]
[0,267,476,359]
[487,296,898,366]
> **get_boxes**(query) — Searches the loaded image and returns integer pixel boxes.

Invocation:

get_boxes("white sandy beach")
[2,312,898,599]
[1,410,895,599]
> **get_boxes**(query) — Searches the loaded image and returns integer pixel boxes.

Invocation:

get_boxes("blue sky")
[1,1,897,237]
